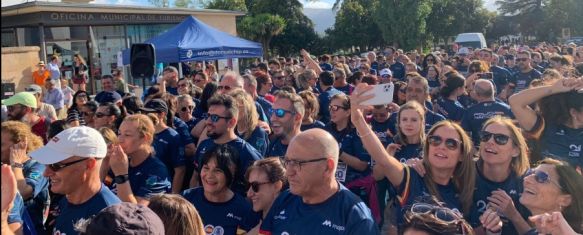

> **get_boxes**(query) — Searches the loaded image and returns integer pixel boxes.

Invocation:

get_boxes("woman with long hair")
[298,90,325,131]
[245,158,287,235]
[350,84,484,232]
[230,89,269,156]
[71,54,88,91]
[67,90,90,126]
[433,72,466,122]
[149,194,206,235]
[181,145,260,235]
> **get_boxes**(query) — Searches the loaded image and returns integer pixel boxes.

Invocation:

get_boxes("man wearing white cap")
[29,126,121,234]
[379,68,393,84]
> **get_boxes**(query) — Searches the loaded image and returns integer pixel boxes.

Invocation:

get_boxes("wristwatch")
[113,174,130,184]
[11,163,24,169]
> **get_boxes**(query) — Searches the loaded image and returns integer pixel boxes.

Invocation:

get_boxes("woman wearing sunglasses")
[467,116,532,235]
[245,158,286,235]
[230,89,269,156]
[520,159,583,235]
[182,145,260,235]
[66,90,90,126]
[350,84,479,232]
[80,101,98,129]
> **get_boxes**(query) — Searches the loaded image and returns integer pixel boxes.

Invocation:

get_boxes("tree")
[174,0,196,8]
[374,0,433,50]
[326,0,382,52]
[204,0,247,11]
[148,0,170,7]
[496,0,545,37]
[238,14,286,59]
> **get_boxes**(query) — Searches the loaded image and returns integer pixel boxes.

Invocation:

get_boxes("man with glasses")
[29,126,121,234]
[189,94,262,195]
[266,91,304,158]
[269,70,286,94]
[462,79,514,146]
[479,49,513,98]
[506,51,542,97]
[260,129,378,234]
[2,92,50,143]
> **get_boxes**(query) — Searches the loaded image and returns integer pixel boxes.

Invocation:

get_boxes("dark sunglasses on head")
[428,135,461,150]
[47,158,88,172]
[329,105,348,111]
[247,181,271,193]
[203,113,230,122]
[218,85,232,91]
[181,106,194,112]
[527,169,563,189]
[271,108,296,118]
[410,203,462,224]
[480,131,510,145]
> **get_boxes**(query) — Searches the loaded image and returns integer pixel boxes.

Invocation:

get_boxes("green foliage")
[238,14,286,59]
[374,0,433,50]
[148,0,170,7]
[204,0,248,11]
[326,0,382,52]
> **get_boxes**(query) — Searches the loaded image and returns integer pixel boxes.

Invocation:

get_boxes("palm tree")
[239,14,286,59]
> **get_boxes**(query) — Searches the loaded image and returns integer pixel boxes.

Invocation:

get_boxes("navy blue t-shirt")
[53,185,121,235]
[320,63,334,72]
[166,86,178,96]
[256,96,273,120]
[340,132,372,184]
[255,101,269,123]
[393,167,461,227]
[371,118,394,147]
[433,98,466,122]
[393,142,422,164]
[318,87,343,124]
[260,184,379,234]
[238,125,269,157]
[324,123,354,145]
[386,109,445,135]
[182,187,260,235]
[390,62,406,80]
[266,137,288,158]
[153,127,185,178]
[461,101,514,146]
[458,94,477,109]
[509,69,542,94]
[184,117,201,133]
[537,119,583,169]
[194,137,262,194]
[108,156,171,199]
[335,84,354,96]
[468,166,530,235]
[22,159,49,231]
[173,116,196,146]
[301,120,326,131]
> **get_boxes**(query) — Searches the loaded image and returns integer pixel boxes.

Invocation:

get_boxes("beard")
[8,110,26,121]
[207,131,221,139]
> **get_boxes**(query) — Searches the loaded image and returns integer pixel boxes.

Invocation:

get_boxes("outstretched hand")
[1,164,17,214]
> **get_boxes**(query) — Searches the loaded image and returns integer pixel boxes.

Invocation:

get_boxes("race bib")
[335,162,347,182]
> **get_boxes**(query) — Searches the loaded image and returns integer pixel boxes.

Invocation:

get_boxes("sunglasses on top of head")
[427,135,461,150]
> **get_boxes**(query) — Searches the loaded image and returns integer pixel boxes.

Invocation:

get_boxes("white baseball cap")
[379,68,393,77]
[29,126,107,164]
[458,47,470,55]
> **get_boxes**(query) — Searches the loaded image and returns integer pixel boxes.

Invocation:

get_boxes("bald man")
[259,129,378,234]
[219,71,270,124]
[462,79,515,146]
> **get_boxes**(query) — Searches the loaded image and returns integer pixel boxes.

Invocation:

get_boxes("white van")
[455,33,487,49]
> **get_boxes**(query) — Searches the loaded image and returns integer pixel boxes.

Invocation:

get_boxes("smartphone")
[478,72,493,80]
[361,83,394,106]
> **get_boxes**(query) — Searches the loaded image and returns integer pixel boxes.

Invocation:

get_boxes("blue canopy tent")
[122,15,262,65]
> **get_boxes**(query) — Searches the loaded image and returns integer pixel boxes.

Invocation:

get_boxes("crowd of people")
[1,42,583,235]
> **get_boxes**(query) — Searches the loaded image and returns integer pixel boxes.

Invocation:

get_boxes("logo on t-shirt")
[569,144,581,158]
[204,224,224,235]
[274,210,287,220]
[321,220,345,231]
[226,212,242,221]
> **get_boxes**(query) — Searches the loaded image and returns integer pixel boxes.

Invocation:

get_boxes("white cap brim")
[29,144,74,165]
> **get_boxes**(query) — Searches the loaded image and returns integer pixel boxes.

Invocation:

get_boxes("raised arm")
[509,78,583,131]
[300,49,323,75]
[350,84,405,187]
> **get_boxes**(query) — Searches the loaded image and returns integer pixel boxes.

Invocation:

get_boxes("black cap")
[141,99,168,113]
[96,91,122,104]
[84,202,165,235]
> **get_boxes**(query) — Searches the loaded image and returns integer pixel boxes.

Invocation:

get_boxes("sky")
[1,0,498,11]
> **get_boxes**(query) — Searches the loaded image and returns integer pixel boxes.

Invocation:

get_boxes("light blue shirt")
[43,88,64,110]
[48,62,60,80]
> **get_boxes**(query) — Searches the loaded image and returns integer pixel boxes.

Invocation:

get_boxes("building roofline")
[1,1,246,17]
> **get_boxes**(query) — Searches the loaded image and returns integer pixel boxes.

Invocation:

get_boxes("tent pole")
[178,62,183,79]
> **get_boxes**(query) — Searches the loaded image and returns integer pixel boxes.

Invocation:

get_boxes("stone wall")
[1,46,40,92]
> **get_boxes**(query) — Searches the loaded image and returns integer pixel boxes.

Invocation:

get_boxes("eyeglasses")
[427,135,461,150]
[178,83,188,88]
[516,58,529,62]
[203,113,231,123]
[181,106,194,113]
[480,131,510,145]
[270,108,296,118]
[527,169,563,190]
[399,89,407,93]
[218,85,232,91]
[47,158,88,172]
[80,112,94,117]
[426,59,434,62]
[274,76,285,80]
[282,157,328,171]
[329,105,348,111]
[7,105,23,112]
[95,112,109,118]
[410,203,463,224]
[406,87,424,93]
[247,181,271,193]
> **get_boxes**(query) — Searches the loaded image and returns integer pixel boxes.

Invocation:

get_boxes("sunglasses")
[181,106,194,112]
[95,112,109,118]
[516,58,529,62]
[7,105,23,112]
[399,89,407,93]
[203,113,230,123]
[271,108,296,118]
[329,105,348,111]
[427,135,461,150]
[480,131,510,145]
[527,169,563,190]
[178,83,188,88]
[47,158,88,172]
[410,203,463,224]
[274,76,285,80]
[218,85,232,91]
[80,112,94,117]
[247,181,271,193]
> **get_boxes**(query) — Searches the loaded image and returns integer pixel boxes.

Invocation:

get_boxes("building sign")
[46,12,188,24]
